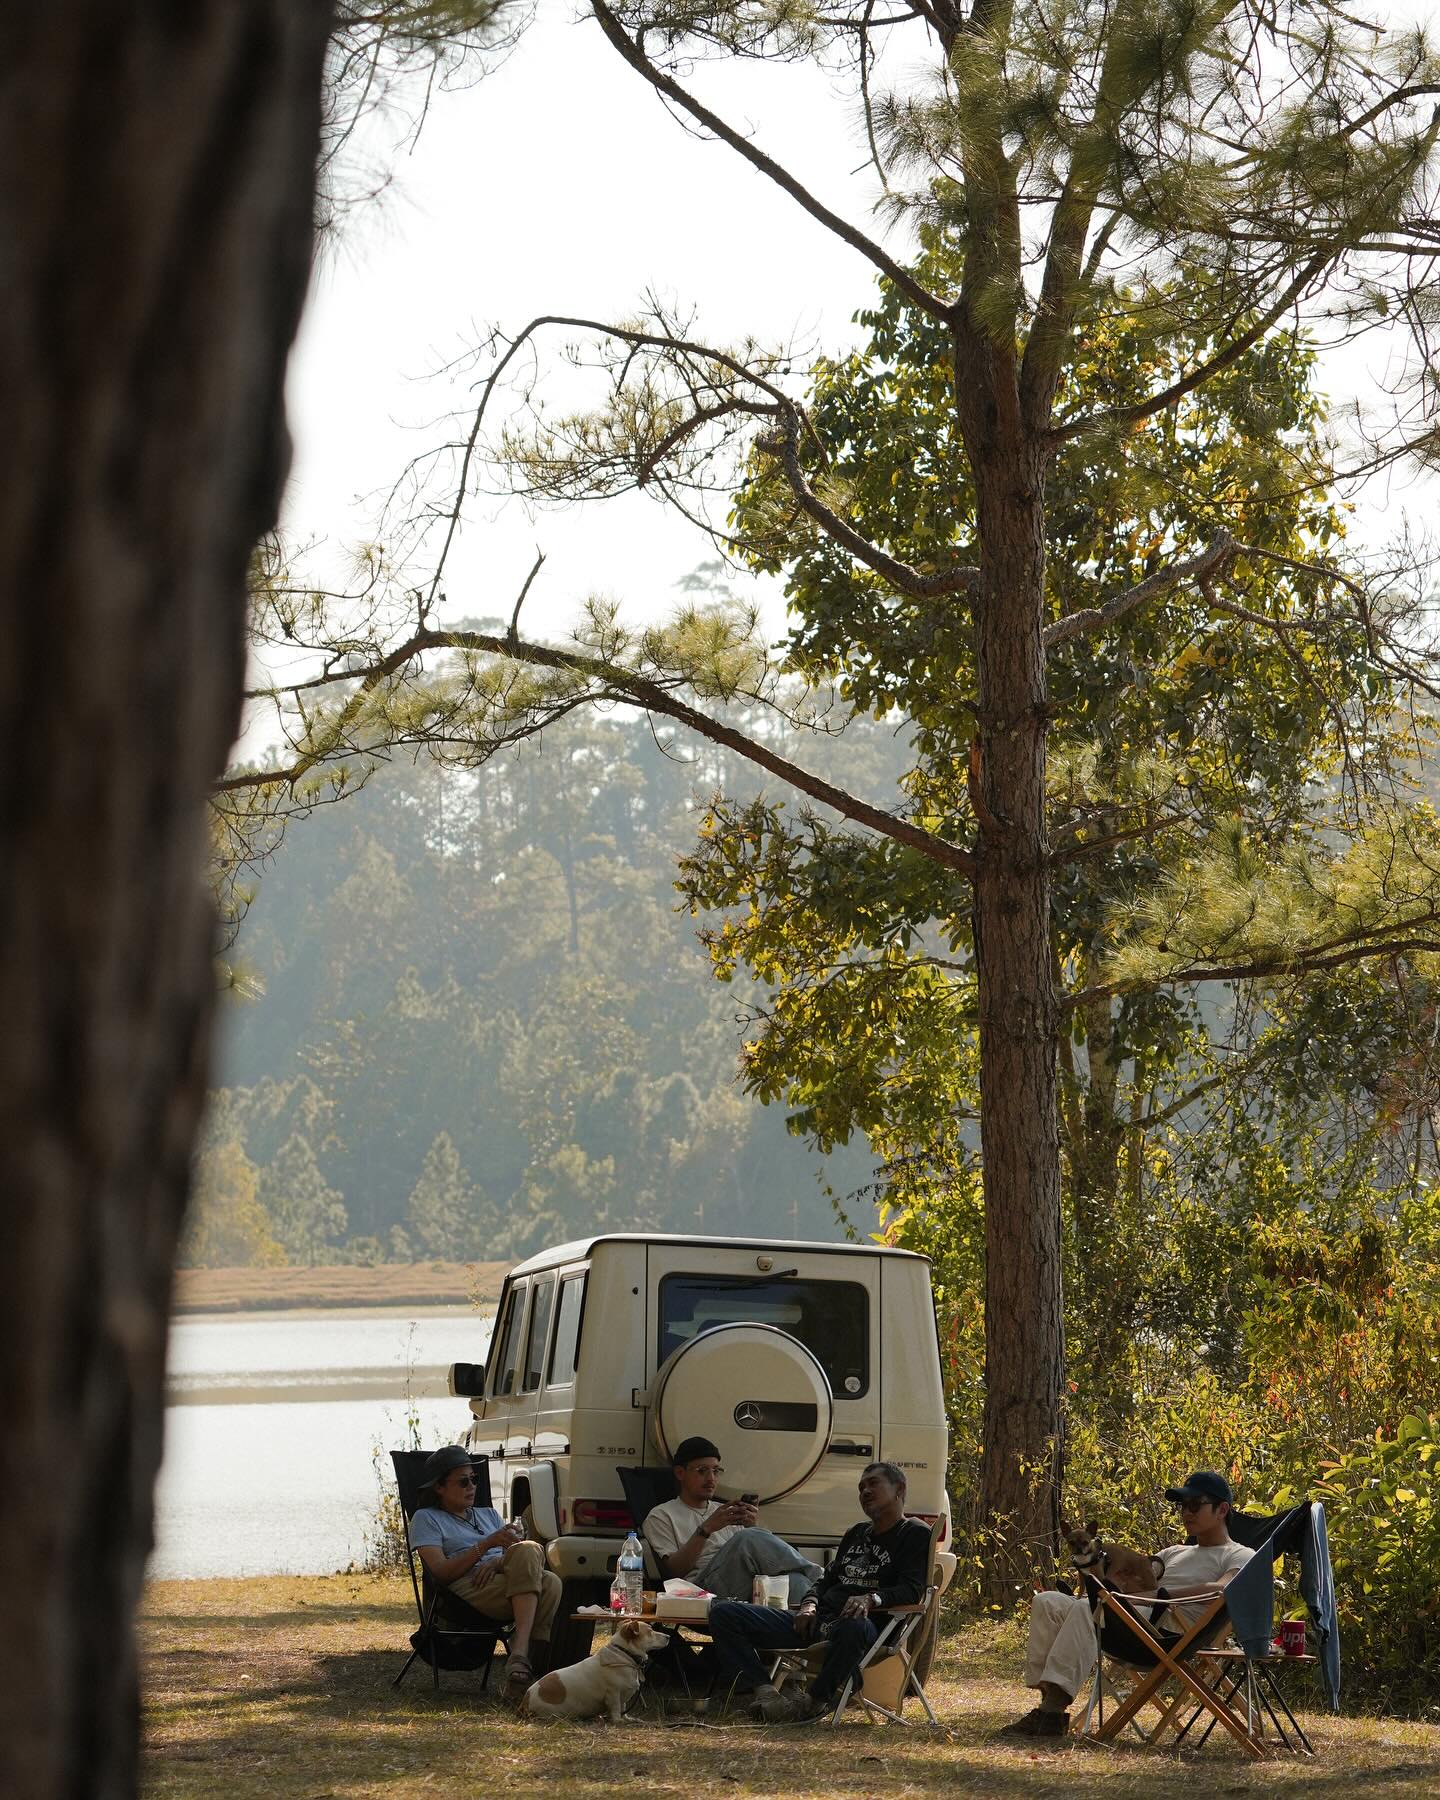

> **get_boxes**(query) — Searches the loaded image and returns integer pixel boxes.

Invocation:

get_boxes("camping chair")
[1082,1500,1339,1758]
[390,1450,511,1691]
[615,1463,713,1700]
[616,1464,680,1583]
[769,1516,944,1726]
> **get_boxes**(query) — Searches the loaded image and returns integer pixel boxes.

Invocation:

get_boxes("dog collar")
[608,1640,648,1668]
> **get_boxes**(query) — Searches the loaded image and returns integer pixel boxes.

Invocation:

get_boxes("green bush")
[1310,1414,1440,1715]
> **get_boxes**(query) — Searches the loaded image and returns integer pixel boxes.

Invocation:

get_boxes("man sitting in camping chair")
[1002,1470,1252,1739]
[708,1461,932,1723]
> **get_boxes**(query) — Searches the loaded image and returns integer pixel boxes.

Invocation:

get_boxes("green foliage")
[405,1132,495,1260]
[178,1142,286,1271]
[258,1134,349,1267]
[209,713,894,1266]
[1312,1415,1440,1713]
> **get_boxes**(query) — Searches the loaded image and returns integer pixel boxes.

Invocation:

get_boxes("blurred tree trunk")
[0,5,329,1794]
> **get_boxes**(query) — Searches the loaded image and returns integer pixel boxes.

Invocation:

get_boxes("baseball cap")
[1164,1470,1233,1506]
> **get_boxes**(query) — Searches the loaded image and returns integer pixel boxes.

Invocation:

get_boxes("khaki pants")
[1023,1590,1099,1700]
[449,1541,561,1643]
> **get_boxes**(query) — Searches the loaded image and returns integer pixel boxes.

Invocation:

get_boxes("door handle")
[827,1441,875,1456]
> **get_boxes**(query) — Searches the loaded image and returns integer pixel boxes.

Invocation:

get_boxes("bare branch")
[589,2,953,327]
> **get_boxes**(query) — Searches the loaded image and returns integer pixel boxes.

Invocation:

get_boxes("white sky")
[271,3,1436,757]
[282,5,877,650]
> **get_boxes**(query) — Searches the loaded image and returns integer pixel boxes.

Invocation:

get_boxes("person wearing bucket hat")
[1000,1468,1253,1739]
[410,1446,561,1702]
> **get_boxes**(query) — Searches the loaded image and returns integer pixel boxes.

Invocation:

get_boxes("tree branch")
[589,2,954,326]
[761,416,978,598]
[225,624,981,876]
[1043,532,1237,651]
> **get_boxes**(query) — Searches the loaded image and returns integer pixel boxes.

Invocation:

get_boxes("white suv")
[448,1232,955,1654]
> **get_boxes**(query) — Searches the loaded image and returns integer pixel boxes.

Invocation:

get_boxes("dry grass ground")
[141,1575,1439,1798]
[171,1263,509,1314]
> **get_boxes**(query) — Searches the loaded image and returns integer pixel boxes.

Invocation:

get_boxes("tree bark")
[966,422,1067,1582]
[0,6,329,1794]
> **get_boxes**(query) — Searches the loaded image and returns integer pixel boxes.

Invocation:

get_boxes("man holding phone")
[643,1435,821,1603]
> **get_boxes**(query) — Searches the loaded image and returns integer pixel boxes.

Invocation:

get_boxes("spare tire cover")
[652,1322,834,1504]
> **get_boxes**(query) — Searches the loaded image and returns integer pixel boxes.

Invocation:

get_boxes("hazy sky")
[273,4,1434,752]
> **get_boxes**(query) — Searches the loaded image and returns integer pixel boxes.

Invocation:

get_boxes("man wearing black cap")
[643,1434,821,1603]
[1002,1470,1253,1739]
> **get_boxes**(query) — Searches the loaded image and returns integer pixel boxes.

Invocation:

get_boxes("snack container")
[655,1594,711,1622]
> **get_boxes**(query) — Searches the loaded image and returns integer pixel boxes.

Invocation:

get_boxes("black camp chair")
[615,1463,715,1701]
[391,1450,510,1691]
[616,1464,680,1581]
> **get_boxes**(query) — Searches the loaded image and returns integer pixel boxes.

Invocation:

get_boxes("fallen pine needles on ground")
[141,1575,1440,1799]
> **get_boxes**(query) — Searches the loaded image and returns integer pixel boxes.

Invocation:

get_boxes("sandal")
[502,1652,534,1702]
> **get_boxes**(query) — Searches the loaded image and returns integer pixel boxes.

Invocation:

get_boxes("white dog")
[521,1618,671,1722]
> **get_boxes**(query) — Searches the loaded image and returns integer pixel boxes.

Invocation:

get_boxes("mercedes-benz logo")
[734,1401,762,1428]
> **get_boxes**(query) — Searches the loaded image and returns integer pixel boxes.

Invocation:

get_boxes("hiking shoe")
[1000,1706,1070,1737]
[753,1684,798,1722]
[786,1689,836,1724]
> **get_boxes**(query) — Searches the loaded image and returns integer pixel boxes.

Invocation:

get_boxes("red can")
[1279,1619,1306,1657]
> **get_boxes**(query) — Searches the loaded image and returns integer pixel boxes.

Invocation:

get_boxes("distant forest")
[186,705,909,1268]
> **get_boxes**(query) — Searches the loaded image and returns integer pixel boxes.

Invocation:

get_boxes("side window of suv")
[490,1280,529,1398]
[522,1276,555,1392]
[547,1271,587,1387]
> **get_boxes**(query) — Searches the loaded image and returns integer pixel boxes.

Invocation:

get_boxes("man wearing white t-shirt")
[1002,1470,1253,1739]
[643,1435,821,1603]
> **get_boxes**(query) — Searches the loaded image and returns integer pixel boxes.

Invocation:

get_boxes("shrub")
[1309,1414,1440,1716]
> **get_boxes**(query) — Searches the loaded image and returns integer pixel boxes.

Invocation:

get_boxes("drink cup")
[1279,1619,1306,1657]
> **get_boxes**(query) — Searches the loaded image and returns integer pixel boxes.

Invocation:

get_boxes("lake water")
[151,1307,493,1578]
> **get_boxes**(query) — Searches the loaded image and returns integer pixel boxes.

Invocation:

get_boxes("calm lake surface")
[151,1307,493,1578]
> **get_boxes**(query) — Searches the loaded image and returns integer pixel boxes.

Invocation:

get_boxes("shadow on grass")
[143,1639,1440,1800]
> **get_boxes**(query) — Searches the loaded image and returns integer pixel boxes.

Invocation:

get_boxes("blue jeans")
[708,1601,881,1702]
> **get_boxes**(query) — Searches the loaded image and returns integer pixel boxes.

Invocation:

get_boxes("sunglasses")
[1176,1498,1214,1513]
[448,1472,478,1487]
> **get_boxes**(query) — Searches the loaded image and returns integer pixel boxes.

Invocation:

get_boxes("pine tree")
[259,1133,348,1266]
[405,1131,494,1260]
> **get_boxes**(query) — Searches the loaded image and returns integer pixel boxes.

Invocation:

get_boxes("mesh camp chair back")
[390,1450,506,1689]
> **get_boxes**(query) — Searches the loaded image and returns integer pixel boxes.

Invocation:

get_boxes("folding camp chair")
[769,1516,944,1726]
[390,1449,511,1691]
[1082,1500,1339,1759]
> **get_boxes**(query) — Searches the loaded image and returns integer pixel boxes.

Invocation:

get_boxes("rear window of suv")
[658,1274,869,1397]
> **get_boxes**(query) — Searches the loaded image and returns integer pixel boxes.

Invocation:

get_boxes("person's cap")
[419,1445,474,1499]
[671,1435,722,1467]
[1164,1470,1232,1506]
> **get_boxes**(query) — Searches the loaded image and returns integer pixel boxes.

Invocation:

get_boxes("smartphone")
[740,1492,759,1505]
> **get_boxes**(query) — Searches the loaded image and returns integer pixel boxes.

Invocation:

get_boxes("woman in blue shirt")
[410,1445,561,1701]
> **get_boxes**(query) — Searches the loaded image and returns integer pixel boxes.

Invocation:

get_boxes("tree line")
[191,706,899,1269]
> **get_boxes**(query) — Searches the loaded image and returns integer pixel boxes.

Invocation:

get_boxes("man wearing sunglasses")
[410,1444,561,1702]
[1002,1469,1253,1739]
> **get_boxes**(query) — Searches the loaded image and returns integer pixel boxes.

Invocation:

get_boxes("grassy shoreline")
[142,1574,1440,1798]
[171,1261,510,1314]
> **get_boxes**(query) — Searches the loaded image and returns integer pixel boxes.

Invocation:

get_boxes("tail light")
[911,1511,949,1546]
[572,1499,634,1529]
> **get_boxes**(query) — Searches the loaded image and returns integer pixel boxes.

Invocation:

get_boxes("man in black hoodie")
[707,1462,932,1722]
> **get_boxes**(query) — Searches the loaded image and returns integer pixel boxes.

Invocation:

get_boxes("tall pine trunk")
[0,6,328,1793]
[969,438,1066,1582]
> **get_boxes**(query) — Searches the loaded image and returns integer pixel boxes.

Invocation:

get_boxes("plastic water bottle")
[618,1531,645,1615]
